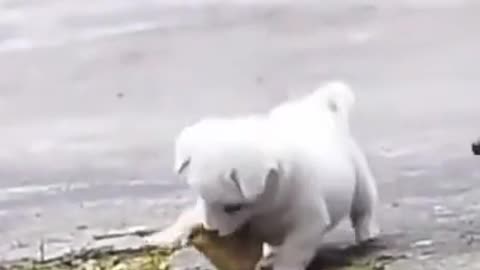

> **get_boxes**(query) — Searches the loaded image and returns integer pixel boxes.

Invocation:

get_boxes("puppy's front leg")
[262,200,331,270]
[145,198,205,247]
[255,244,279,270]
[271,224,328,270]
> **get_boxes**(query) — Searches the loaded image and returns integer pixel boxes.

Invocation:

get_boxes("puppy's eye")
[223,203,244,214]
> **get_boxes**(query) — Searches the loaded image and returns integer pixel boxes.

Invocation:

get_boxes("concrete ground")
[0,0,480,268]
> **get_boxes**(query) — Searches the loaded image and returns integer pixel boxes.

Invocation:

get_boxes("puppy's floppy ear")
[173,127,193,175]
[229,162,280,202]
[175,157,191,175]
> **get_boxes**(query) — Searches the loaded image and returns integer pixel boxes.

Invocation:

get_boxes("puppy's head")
[174,118,279,236]
[174,118,230,174]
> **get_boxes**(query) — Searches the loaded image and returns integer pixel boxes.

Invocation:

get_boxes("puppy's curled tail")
[314,80,356,132]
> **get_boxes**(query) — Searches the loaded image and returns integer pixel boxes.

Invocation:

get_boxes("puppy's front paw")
[144,227,187,248]
[255,256,274,270]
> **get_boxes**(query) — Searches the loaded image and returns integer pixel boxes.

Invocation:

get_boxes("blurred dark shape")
[255,76,264,85]
[472,139,480,155]
[117,92,124,99]
[76,225,88,231]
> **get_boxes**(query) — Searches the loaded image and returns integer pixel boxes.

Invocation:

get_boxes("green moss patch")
[4,246,177,270]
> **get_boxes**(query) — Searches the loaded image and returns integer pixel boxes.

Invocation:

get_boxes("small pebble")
[412,239,434,248]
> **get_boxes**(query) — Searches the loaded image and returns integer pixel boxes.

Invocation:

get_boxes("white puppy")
[150,81,379,270]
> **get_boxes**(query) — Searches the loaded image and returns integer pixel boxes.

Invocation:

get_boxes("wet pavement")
[0,0,480,266]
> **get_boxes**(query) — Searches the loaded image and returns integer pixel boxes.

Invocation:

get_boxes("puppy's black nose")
[472,139,480,155]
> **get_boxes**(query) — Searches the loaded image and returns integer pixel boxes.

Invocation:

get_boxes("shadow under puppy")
[149,81,380,270]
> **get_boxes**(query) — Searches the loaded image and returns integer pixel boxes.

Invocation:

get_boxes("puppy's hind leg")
[348,140,380,244]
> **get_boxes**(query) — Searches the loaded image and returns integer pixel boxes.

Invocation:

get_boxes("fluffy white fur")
[147,81,379,270]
